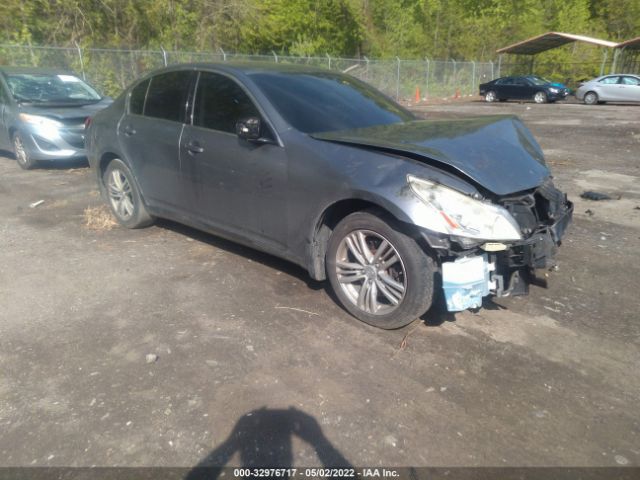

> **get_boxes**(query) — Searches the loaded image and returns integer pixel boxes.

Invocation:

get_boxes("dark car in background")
[480,75,570,104]
[0,67,111,169]
[87,63,572,329]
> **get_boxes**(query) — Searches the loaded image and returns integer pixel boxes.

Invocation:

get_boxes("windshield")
[4,73,102,104]
[528,76,552,86]
[249,71,414,133]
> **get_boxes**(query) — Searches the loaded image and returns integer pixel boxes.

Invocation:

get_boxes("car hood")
[18,98,113,120]
[311,115,550,196]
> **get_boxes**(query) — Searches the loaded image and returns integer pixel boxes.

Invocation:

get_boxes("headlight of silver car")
[18,113,64,139]
[407,175,522,241]
[18,113,63,128]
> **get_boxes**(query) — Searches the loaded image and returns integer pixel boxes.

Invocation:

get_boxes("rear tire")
[326,211,435,329]
[584,91,598,105]
[103,158,154,229]
[13,132,36,170]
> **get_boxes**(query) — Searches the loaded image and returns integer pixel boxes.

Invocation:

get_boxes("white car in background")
[576,74,640,105]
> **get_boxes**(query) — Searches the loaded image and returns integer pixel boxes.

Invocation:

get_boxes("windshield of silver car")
[5,73,102,105]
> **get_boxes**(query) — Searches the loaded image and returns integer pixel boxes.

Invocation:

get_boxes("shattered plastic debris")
[585,209,595,216]
[580,191,612,201]
[145,353,159,364]
[29,200,45,208]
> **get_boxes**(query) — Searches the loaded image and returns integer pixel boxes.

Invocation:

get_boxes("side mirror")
[235,117,261,141]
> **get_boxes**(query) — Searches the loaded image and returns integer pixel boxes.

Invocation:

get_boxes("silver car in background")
[576,74,640,105]
[0,67,111,169]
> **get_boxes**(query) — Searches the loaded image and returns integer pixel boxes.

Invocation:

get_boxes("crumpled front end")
[430,178,573,311]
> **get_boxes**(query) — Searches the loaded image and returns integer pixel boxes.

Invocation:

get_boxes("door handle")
[123,125,136,136]
[185,141,204,154]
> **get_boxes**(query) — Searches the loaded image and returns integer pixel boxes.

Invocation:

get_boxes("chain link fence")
[0,44,501,101]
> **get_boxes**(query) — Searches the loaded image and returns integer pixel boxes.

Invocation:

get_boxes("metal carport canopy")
[616,37,640,50]
[496,32,618,55]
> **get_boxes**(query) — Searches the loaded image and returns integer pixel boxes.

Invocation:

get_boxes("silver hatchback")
[0,67,111,169]
[576,74,640,105]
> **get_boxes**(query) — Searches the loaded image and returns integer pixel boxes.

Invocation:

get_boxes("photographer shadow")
[185,407,352,479]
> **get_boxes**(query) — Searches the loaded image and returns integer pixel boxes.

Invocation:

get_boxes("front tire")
[326,211,435,329]
[13,132,36,170]
[533,91,547,104]
[485,91,497,102]
[103,158,154,229]
[583,91,598,105]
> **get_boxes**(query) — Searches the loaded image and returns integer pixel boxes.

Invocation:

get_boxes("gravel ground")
[0,99,639,469]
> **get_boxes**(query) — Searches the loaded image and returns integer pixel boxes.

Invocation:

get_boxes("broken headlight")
[407,175,522,241]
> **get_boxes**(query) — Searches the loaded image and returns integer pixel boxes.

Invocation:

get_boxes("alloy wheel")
[14,135,28,167]
[584,92,597,105]
[534,92,547,104]
[335,229,407,315]
[485,91,497,102]
[107,169,135,221]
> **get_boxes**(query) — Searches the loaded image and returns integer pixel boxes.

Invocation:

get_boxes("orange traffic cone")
[415,86,421,102]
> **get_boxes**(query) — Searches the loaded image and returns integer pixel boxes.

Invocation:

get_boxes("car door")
[0,81,12,150]
[619,76,640,102]
[513,78,533,100]
[597,76,621,101]
[118,70,195,213]
[180,71,288,248]
[495,78,515,99]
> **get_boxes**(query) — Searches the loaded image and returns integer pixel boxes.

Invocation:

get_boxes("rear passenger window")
[129,79,149,115]
[622,76,639,86]
[193,72,260,133]
[599,76,620,84]
[144,71,193,122]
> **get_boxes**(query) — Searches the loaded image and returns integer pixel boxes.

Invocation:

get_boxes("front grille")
[65,137,85,149]
[59,117,88,127]
[32,134,59,151]
[535,178,566,220]
[499,179,567,236]
[60,129,85,149]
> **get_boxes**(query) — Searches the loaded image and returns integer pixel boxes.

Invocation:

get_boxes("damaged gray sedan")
[86,64,573,329]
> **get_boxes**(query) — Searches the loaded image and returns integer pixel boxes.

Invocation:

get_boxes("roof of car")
[593,73,640,79]
[144,62,343,78]
[0,66,77,75]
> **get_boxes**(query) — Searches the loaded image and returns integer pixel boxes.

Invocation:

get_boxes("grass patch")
[83,205,117,231]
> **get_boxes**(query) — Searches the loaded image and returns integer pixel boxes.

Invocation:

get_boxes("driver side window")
[193,72,261,134]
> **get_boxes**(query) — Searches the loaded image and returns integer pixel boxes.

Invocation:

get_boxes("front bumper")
[547,90,568,101]
[19,123,86,161]
[436,195,573,312]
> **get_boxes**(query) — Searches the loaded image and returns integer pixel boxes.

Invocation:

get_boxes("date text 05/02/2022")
[232,468,399,478]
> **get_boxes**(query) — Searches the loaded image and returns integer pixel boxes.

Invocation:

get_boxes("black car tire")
[103,158,154,229]
[326,210,435,329]
[13,132,36,170]
[583,91,598,105]
[533,91,548,104]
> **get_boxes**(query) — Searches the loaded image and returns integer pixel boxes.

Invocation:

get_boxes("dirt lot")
[1,100,639,469]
